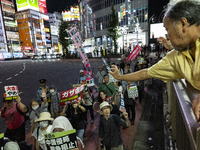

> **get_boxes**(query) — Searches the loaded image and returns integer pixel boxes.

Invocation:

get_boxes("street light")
[118,26,128,54]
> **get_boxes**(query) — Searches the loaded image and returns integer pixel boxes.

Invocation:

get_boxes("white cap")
[80,70,84,73]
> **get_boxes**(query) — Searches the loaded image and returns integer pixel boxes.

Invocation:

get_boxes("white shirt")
[32,125,52,150]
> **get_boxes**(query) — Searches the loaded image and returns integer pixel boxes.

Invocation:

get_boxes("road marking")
[15,74,18,76]
[20,71,23,73]
[23,63,26,71]
[6,77,12,80]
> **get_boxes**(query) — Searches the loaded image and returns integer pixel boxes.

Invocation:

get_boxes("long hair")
[97,90,107,103]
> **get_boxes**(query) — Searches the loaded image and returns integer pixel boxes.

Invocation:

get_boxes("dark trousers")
[5,122,25,142]
[138,89,143,104]
[84,105,94,121]
[125,103,136,121]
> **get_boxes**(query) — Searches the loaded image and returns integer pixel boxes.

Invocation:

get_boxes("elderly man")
[109,1,200,121]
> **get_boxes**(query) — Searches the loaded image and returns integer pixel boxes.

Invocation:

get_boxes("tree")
[107,2,121,54]
[59,19,71,58]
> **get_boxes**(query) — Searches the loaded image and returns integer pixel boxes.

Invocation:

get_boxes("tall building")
[48,12,62,53]
[15,0,52,55]
[0,0,21,52]
[79,0,148,53]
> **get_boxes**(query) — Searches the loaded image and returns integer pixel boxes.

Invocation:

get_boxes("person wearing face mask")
[50,116,84,150]
[47,85,60,119]
[32,112,54,150]
[29,89,48,140]
[66,101,86,142]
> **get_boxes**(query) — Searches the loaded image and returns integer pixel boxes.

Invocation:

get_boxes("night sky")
[46,0,78,13]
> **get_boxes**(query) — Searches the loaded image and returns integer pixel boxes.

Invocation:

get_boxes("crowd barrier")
[167,79,200,150]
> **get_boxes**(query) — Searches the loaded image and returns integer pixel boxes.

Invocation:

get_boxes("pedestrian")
[66,101,86,141]
[47,85,61,119]
[124,81,137,125]
[78,69,86,84]
[50,116,84,150]
[29,89,48,139]
[96,49,99,57]
[93,66,106,85]
[98,101,130,150]
[97,74,117,98]
[124,64,132,74]
[119,60,125,73]
[0,96,28,142]
[109,0,200,121]
[97,90,120,116]
[102,64,107,74]
[32,112,54,150]
[93,49,96,57]
[37,79,49,102]
[83,87,94,124]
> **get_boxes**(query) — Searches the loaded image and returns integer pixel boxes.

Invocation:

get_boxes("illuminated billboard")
[16,0,39,11]
[62,6,80,22]
[38,0,47,14]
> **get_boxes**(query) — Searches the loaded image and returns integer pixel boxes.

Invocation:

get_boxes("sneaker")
[91,120,94,124]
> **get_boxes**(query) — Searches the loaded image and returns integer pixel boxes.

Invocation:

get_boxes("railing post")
[196,127,200,150]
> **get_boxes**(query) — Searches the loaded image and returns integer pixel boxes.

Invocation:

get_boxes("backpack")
[3,103,30,121]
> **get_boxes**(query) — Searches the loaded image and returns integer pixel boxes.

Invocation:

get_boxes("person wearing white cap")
[98,101,130,150]
[78,69,86,84]
[32,112,54,150]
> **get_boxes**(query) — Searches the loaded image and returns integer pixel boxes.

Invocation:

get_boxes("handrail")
[167,79,200,150]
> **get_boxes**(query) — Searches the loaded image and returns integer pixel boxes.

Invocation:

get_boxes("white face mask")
[50,89,55,93]
[32,105,39,111]
[40,121,49,128]
[72,104,78,108]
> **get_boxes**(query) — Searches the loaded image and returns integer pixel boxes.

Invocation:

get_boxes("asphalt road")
[0,58,119,134]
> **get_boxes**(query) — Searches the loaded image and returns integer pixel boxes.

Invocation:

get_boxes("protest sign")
[4,85,19,99]
[127,85,138,98]
[59,94,83,106]
[119,93,126,112]
[73,84,81,88]
[0,133,4,150]
[44,129,78,150]
[101,57,111,71]
[126,45,141,61]
[68,26,94,85]
[105,95,113,104]
[60,84,85,100]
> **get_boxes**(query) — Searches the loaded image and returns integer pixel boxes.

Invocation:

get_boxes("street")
[0,58,119,134]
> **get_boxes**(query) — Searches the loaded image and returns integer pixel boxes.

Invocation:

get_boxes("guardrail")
[167,79,200,150]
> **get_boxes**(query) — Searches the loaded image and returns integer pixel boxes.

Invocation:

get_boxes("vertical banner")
[126,45,141,61]
[119,93,126,112]
[44,129,78,150]
[38,0,48,14]
[67,26,94,86]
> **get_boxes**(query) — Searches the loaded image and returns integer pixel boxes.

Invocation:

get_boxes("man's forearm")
[118,69,151,82]
[126,118,130,127]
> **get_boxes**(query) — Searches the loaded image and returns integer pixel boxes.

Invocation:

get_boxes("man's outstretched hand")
[108,65,121,80]
[192,94,200,122]
[157,36,173,50]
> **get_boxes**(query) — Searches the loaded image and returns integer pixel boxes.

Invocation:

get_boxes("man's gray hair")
[165,0,200,26]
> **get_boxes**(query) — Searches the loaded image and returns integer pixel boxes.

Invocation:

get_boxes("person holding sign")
[32,112,54,150]
[66,101,86,141]
[124,81,137,125]
[50,116,84,150]
[99,101,130,150]
[0,94,27,142]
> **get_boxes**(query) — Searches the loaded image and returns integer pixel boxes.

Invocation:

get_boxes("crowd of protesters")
[0,52,156,150]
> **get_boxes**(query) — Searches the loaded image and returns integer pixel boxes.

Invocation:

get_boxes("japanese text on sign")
[4,85,19,97]
[60,84,85,100]
[44,129,78,150]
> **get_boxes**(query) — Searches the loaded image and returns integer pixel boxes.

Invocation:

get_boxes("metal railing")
[167,79,200,150]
